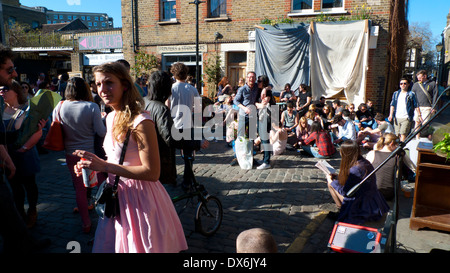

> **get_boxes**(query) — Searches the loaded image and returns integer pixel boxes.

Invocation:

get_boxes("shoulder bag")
[43,101,65,151]
[418,83,433,105]
[95,129,131,219]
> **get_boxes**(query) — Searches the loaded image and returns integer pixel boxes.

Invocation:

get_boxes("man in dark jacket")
[144,71,177,186]
[388,78,421,142]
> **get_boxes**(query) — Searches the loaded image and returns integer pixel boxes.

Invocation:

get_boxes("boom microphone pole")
[345,97,450,252]
[346,91,450,198]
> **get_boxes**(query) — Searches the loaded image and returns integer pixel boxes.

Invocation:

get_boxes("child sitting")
[270,121,288,156]
[281,101,299,149]
[296,116,310,147]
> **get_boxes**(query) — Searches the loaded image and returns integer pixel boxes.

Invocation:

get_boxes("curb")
[285,210,329,253]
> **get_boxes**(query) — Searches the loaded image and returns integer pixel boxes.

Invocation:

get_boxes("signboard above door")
[79,34,123,50]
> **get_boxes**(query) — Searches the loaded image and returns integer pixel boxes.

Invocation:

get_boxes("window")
[292,0,313,11]
[209,0,226,17]
[8,17,16,27]
[100,17,104,21]
[81,16,85,20]
[54,15,58,19]
[95,16,99,21]
[322,0,343,9]
[102,22,106,27]
[73,15,77,19]
[47,20,51,24]
[68,15,72,20]
[87,16,91,21]
[88,22,92,27]
[161,0,176,21]
[94,22,98,26]
[59,15,64,19]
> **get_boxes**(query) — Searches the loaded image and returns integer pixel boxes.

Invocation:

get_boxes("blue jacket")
[390,89,418,121]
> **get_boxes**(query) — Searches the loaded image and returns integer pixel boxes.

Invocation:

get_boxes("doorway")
[226,51,247,90]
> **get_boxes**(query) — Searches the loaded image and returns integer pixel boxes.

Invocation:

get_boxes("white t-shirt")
[170,81,200,129]
[395,91,409,119]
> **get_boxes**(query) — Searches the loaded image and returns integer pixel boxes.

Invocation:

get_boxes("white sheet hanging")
[310,20,369,106]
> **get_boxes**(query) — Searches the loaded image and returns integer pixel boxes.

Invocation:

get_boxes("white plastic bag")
[235,136,253,170]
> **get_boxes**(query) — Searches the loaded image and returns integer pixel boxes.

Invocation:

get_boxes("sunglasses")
[400,82,408,85]
[0,87,10,92]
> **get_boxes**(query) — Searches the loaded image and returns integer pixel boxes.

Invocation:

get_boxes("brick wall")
[123,0,396,113]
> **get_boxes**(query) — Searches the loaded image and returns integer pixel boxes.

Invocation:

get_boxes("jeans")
[302,145,330,159]
[261,139,271,164]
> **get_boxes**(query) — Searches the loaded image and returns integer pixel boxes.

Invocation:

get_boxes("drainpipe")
[131,0,138,53]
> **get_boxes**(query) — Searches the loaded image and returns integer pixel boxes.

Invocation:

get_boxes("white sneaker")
[257,163,271,170]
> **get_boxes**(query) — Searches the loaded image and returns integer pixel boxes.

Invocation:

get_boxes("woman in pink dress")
[73,62,187,253]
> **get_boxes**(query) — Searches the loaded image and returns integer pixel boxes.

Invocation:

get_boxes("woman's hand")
[73,150,108,177]
[326,173,337,184]
[37,118,47,130]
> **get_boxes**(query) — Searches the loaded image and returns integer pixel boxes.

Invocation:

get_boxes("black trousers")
[0,177,35,253]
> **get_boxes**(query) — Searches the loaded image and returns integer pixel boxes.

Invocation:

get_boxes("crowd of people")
[0,38,443,252]
[214,70,440,225]
[0,46,190,253]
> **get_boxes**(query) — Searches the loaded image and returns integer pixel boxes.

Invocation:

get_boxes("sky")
[20,0,122,27]
[17,0,449,43]
[408,0,449,42]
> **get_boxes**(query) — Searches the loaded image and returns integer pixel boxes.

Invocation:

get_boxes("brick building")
[122,0,407,113]
[0,0,47,43]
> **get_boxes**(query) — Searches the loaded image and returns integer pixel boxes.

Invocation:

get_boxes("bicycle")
[171,151,223,237]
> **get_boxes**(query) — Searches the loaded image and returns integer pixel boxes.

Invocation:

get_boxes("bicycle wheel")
[195,195,223,237]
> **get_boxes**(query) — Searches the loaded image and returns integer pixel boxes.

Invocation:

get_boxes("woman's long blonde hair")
[93,62,144,143]
[375,133,399,150]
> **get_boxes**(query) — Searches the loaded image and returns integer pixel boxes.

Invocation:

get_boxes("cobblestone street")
[27,140,338,253]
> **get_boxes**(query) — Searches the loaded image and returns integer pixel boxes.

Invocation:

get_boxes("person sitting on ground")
[332,99,344,116]
[319,104,334,131]
[404,126,433,169]
[303,121,336,159]
[281,101,299,148]
[366,99,376,117]
[314,96,327,113]
[236,228,278,253]
[326,140,390,224]
[270,121,288,156]
[347,103,357,121]
[304,104,321,125]
[357,113,394,149]
[355,103,375,130]
[279,83,297,104]
[331,111,356,145]
[295,116,310,147]
[365,133,416,201]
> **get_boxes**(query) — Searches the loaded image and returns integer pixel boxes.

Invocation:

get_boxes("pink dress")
[92,112,188,253]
